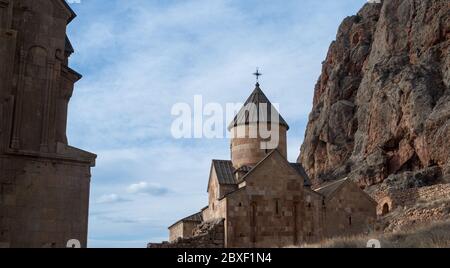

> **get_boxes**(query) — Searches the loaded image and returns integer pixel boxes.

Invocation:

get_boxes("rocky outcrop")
[299,0,450,190]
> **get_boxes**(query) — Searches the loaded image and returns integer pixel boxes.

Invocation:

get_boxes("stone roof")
[168,212,203,229]
[214,151,311,187]
[228,83,289,131]
[315,178,349,198]
[212,160,236,185]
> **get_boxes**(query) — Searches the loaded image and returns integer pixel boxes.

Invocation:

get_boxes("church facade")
[152,83,377,248]
[0,0,95,248]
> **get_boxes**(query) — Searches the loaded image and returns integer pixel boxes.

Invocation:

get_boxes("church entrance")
[382,203,390,216]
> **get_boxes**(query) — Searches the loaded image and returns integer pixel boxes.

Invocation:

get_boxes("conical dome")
[228,83,289,131]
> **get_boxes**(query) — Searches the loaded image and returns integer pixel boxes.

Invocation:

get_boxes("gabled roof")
[314,178,378,205]
[59,0,77,23]
[315,178,349,198]
[228,83,289,131]
[212,160,236,185]
[207,160,237,193]
[168,212,203,229]
[239,150,310,186]
[207,155,312,195]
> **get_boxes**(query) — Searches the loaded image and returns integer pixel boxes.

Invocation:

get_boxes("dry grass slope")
[301,220,450,248]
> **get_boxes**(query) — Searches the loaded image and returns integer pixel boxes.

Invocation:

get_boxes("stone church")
[151,82,377,248]
[0,0,95,248]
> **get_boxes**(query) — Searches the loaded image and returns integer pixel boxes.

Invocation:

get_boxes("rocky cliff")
[299,0,449,192]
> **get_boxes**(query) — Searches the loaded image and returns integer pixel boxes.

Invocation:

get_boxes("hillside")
[301,219,450,248]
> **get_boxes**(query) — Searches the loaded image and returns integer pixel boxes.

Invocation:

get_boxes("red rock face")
[299,0,449,190]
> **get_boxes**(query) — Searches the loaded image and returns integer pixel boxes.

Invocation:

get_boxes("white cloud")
[96,194,130,204]
[127,182,169,196]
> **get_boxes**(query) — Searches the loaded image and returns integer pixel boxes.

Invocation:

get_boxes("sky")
[65,0,369,248]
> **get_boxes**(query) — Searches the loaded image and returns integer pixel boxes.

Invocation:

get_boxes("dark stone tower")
[0,0,96,248]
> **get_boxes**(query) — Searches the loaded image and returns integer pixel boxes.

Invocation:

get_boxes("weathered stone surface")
[0,0,95,248]
[373,184,450,232]
[318,179,378,238]
[299,0,450,189]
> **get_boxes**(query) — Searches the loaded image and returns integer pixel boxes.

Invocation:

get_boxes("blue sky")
[65,0,368,248]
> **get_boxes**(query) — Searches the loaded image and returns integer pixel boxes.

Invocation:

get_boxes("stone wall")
[0,0,95,248]
[0,155,91,248]
[373,184,450,215]
[168,222,183,242]
[149,220,225,249]
[203,175,227,222]
[169,219,203,242]
[324,182,377,238]
[303,188,326,244]
[395,184,450,206]
[225,151,311,248]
